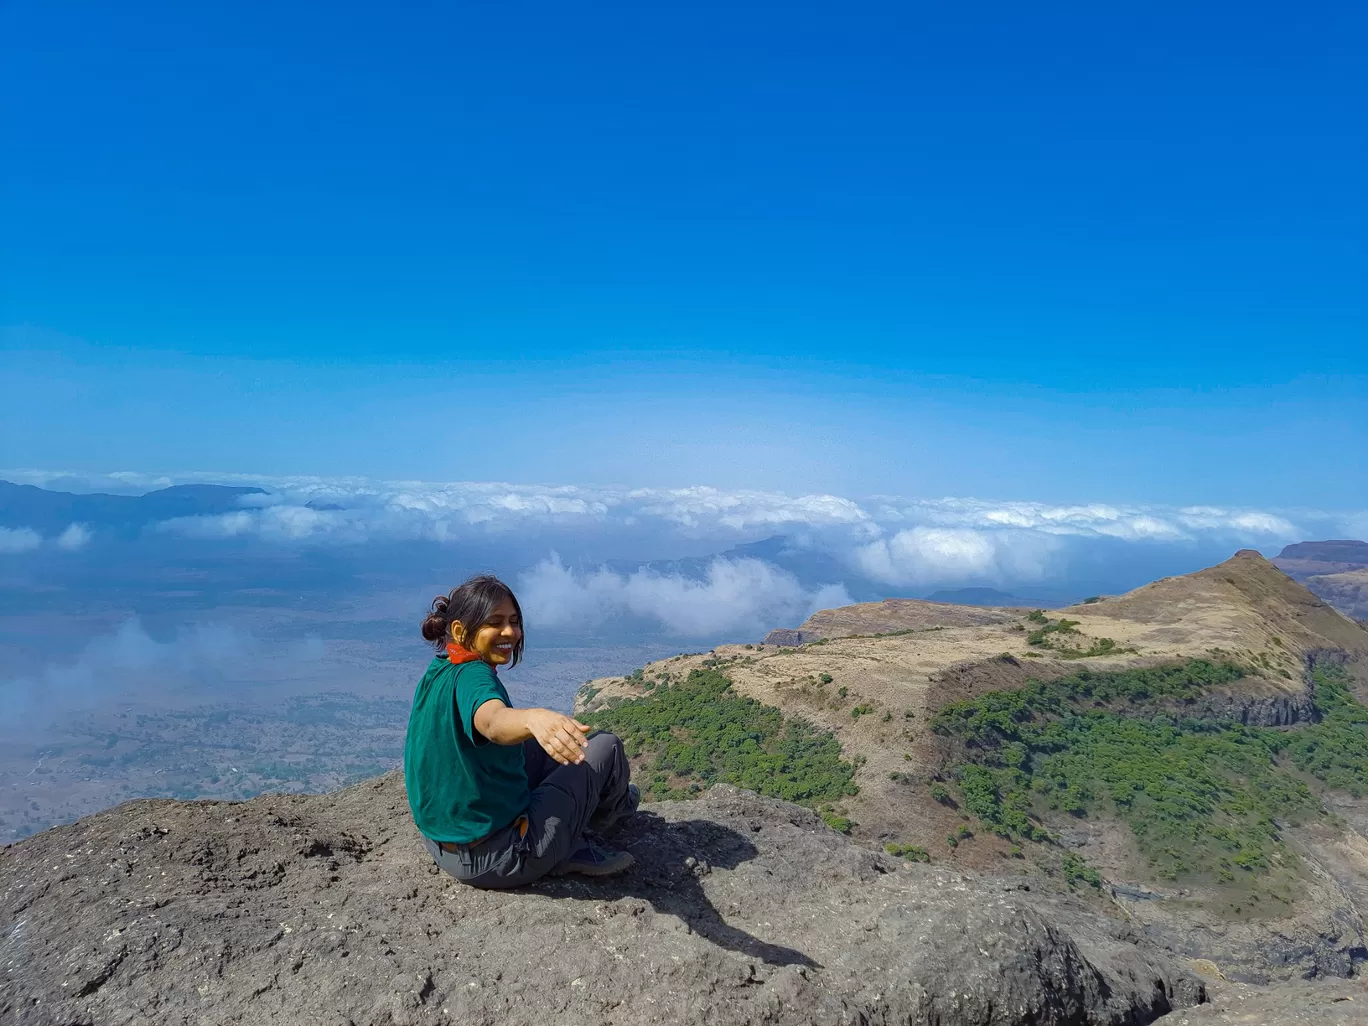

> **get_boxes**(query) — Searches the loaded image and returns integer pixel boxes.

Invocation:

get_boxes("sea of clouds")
[519,553,853,638]
[6,468,1363,628]
[3,468,1364,732]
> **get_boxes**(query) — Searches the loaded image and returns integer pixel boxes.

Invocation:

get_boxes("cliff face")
[0,775,1204,1026]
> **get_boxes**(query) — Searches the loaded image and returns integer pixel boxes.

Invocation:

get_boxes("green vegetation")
[885,842,931,862]
[1061,852,1102,888]
[821,811,854,833]
[1283,668,1368,796]
[1057,637,1133,659]
[932,660,1368,890]
[582,668,859,811]
[1025,617,1076,646]
[1023,612,1134,659]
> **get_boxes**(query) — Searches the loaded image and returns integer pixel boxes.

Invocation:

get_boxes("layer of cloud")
[56,523,92,550]
[4,468,1359,594]
[865,496,1302,543]
[519,555,852,637]
[0,618,328,731]
[4,467,1339,544]
[0,527,41,554]
[853,526,1060,588]
[0,521,93,554]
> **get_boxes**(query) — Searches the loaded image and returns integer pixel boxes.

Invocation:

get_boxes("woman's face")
[452,597,522,666]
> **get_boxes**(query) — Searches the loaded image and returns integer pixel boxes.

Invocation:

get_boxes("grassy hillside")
[931,660,1368,902]
[582,667,861,831]
[581,653,1368,910]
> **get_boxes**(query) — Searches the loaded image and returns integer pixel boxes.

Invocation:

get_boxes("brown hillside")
[581,552,1368,826]
[576,550,1368,981]
[1074,549,1368,685]
[774,596,1023,640]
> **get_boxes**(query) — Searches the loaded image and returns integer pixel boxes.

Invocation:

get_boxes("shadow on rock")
[530,811,820,968]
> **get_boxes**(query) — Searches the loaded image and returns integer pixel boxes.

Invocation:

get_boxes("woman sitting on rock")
[405,574,638,887]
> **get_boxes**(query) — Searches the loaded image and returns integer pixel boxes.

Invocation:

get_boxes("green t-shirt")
[404,656,530,844]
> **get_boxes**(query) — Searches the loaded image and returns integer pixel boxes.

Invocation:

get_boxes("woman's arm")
[473,699,590,765]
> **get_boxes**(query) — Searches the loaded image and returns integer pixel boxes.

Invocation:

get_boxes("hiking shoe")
[592,783,642,838]
[551,839,634,877]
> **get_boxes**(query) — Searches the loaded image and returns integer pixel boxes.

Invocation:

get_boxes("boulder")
[1,775,1204,1025]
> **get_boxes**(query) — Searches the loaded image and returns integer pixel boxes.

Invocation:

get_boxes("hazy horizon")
[6,465,1361,726]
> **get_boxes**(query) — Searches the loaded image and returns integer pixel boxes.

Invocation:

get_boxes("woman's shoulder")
[424,656,499,686]
[454,659,500,687]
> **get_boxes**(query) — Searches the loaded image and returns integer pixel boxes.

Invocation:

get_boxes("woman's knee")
[586,730,621,748]
[585,731,625,765]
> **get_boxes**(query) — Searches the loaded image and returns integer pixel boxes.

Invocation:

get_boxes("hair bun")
[420,595,451,642]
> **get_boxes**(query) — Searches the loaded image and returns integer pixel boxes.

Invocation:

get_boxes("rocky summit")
[1,775,1204,1026]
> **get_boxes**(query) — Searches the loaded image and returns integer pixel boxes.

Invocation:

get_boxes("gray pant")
[422,731,632,889]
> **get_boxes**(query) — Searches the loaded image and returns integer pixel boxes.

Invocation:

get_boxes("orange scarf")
[446,642,485,666]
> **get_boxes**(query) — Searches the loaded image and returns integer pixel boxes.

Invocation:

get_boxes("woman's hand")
[523,708,591,765]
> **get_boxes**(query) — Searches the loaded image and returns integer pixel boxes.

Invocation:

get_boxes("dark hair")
[421,574,525,666]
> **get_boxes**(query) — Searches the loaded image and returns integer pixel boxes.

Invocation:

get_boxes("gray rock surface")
[760,628,819,646]
[2,775,1204,1025]
[1155,976,1368,1025]
[1182,684,1319,727]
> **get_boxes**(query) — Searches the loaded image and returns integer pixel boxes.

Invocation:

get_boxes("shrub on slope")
[932,660,1368,890]
[582,668,859,826]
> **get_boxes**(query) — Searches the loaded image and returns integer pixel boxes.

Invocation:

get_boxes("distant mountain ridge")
[1276,540,1368,565]
[1272,537,1368,622]
[0,479,266,535]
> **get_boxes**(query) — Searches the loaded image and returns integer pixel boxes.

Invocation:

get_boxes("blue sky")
[2,0,1364,505]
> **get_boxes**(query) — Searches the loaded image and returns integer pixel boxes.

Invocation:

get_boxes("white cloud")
[0,527,41,553]
[56,523,92,551]
[1176,507,1298,536]
[139,477,881,547]
[627,485,874,534]
[852,526,1058,587]
[3,469,1354,592]
[518,554,852,637]
[1,618,329,730]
